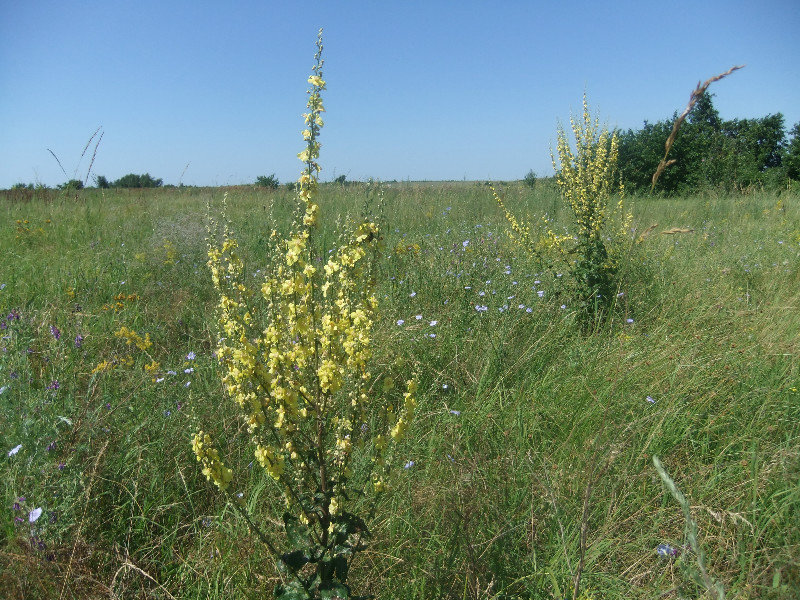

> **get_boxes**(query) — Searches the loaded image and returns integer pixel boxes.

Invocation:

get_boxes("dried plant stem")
[59,440,109,600]
[651,65,744,191]
[84,130,104,187]
[47,148,68,179]
[109,557,178,600]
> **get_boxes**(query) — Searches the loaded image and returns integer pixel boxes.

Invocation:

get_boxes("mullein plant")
[196,30,416,600]
[494,94,631,321]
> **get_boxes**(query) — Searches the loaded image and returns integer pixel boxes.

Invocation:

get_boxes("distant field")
[1,183,798,599]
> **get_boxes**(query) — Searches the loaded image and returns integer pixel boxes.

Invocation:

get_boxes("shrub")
[255,173,280,188]
[785,122,800,181]
[522,169,537,188]
[58,179,84,191]
[112,173,163,188]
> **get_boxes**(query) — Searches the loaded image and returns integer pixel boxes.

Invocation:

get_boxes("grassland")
[1,182,798,599]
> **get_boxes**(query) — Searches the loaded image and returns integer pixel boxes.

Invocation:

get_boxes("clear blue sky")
[1,1,798,188]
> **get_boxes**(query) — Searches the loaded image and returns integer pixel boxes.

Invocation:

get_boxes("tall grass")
[1,182,798,599]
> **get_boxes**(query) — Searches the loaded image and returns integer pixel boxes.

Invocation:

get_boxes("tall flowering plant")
[495,94,630,320]
[552,94,629,317]
[196,30,416,600]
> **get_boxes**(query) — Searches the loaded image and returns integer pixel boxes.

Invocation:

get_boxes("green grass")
[1,183,798,599]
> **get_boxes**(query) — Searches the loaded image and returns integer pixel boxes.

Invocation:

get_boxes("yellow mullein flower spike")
[199,33,416,579]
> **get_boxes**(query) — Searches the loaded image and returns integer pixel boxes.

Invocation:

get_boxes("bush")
[255,174,280,189]
[112,173,163,188]
[522,169,537,188]
[58,179,84,191]
[785,122,800,181]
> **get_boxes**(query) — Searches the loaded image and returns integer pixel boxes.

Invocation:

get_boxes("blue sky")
[1,1,798,188]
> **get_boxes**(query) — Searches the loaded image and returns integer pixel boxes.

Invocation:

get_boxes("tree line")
[10,173,163,191]
[617,93,800,194]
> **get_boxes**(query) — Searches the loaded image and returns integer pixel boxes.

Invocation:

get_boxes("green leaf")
[339,511,370,536]
[283,512,310,548]
[281,550,310,571]
[319,581,350,600]
[332,554,349,583]
[274,580,311,600]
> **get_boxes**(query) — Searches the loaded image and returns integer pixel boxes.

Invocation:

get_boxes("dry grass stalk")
[636,223,659,243]
[651,65,745,191]
[59,439,109,600]
[661,227,695,235]
[83,128,104,187]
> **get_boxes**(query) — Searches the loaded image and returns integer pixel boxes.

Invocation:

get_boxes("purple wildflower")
[46,380,60,390]
[74,334,84,348]
[50,325,61,340]
[656,543,679,557]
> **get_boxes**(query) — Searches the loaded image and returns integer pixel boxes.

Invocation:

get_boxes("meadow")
[1,181,799,599]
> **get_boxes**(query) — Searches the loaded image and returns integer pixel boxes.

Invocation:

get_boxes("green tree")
[784,122,800,181]
[94,175,110,189]
[59,179,84,190]
[717,114,786,188]
[522,169,537,188]
[618,94,788,194]
[255,174,280,188]
[112,173,163,188]
[618,119,680,193]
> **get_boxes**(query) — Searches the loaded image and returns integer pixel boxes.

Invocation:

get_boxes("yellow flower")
[200,30,417,545]
[307,75,326,89]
